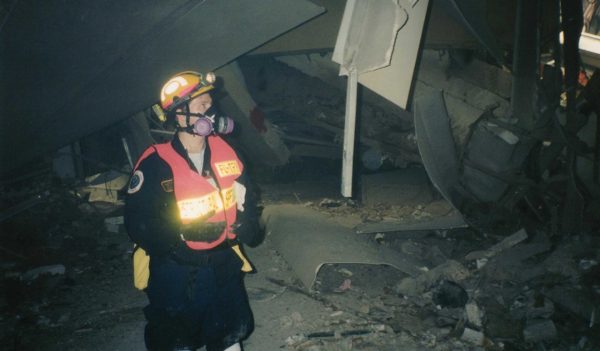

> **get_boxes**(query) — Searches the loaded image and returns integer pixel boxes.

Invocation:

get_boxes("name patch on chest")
[214,160,241,177]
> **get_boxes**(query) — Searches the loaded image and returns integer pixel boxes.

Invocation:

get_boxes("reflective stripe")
[214,160,241,177]
[221,186,236,210]
[177,186,236,221]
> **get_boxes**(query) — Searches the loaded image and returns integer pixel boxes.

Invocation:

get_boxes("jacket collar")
[170,133,212,175]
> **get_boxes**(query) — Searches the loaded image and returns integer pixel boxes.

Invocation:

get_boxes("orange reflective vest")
[135,136,243,250]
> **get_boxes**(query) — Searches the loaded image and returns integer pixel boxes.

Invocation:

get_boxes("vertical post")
[341,68,358,197]
[72,141,85,179]
[560,0,584,234]
[512,0,540,130]
[121,137,134,170]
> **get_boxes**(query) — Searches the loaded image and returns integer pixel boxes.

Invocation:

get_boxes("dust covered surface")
[1,170,599,351]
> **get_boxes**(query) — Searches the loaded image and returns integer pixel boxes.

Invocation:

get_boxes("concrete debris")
[509,292,556,322]
[465,301,484,328]
[465,228,528,261]
[476,258,488,269]
[522,319,557,343]
[319,198,343,208]
[3,150,600,350]
[481,242,552,282]
[337,268,353,277]
[579,259,598,270]
[104,216,124,233]
[461,327,485,345]
[542,286,597,324]
[21,264,66,282]
[335,279,352,292]
[396,260,470,297]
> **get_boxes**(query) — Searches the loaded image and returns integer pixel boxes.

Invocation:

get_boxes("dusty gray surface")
[1,176,599,351]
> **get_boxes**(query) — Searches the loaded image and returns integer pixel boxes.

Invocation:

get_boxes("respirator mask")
[178,105,234,136]
[190,113,235,136]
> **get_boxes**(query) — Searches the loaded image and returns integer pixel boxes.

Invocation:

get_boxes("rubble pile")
[271,193,600,350]
[0,166,597,351]
[256,156,599,350]
[0,172,140,349]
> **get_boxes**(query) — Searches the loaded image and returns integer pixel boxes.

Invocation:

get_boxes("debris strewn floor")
[1,173,599,350]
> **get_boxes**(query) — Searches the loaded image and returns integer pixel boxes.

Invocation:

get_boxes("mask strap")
[174,103,195,133]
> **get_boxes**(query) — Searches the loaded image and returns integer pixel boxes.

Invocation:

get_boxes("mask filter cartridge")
[192,116,235,136]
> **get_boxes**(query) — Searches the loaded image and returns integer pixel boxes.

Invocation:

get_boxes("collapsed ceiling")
[0,0,324,175]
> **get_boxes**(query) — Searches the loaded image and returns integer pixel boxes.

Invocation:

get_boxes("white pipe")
[341,68,358,197]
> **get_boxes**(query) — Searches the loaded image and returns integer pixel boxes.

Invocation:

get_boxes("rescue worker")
[124,71,259,351]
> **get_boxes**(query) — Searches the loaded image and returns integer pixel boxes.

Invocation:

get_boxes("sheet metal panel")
[263,204,427,291]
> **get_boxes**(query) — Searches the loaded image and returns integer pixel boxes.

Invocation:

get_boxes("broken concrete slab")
[217,61,290,166]
[542,286,597,324]
[465,301,484,328]
[523,319,557,343]
[262,204,427,290]
[396,260,470,297]
[355,211,467,234]
[465,228,528,261]
[478,240,553,283]
[462,119,536,202]
[461,327,484,346]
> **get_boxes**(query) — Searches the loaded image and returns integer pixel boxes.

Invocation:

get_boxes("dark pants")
[144,249,254,351]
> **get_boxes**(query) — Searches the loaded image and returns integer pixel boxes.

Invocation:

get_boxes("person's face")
[176,93,213,127]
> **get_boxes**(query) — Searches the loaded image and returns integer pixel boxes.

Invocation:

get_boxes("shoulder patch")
[160,179,174,192]
[127,170,144,194]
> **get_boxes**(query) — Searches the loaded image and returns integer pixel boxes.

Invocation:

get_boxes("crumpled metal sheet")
[414,90,465,210]
[262,204,427,291]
